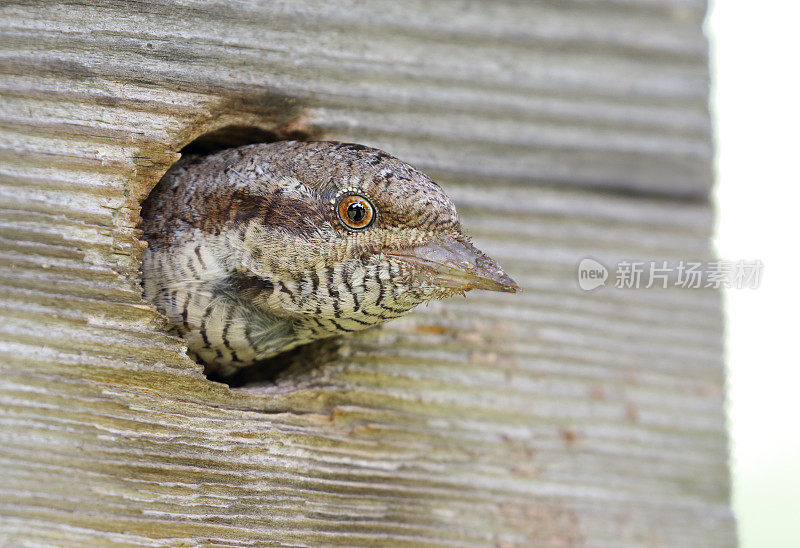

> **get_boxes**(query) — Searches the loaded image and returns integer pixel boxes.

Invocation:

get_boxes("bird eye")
[337,194,376,230]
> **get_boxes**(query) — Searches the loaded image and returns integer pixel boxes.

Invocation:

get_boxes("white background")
[710,1,800,545]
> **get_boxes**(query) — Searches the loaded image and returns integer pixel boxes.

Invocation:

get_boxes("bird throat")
[143,230,430,375]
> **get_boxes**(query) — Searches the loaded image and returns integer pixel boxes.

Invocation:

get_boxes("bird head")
[219,141,518,313]
[141,140,521,369]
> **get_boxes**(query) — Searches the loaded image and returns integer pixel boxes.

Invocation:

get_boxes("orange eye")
[337,194,376,230]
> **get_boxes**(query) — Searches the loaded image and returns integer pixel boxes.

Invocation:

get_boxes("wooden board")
[0,0,733,545]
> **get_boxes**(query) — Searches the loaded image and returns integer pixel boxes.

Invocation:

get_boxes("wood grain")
[0,0,733,546]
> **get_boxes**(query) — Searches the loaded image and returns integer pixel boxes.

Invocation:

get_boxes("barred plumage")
[141,141,518,376]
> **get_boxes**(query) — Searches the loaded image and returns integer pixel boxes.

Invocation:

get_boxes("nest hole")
[179,125,280,155]
[206,337,345,388]
[142,122,340,388]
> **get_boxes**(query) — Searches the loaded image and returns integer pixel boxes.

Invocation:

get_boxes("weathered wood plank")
[1,0,712,197]
[0,0,732,545]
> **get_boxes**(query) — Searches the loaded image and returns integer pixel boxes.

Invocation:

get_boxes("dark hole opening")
[179,125,279,155]
[205,337,344,388]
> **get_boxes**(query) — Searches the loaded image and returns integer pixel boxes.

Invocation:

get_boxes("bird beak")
[386,236,520,293]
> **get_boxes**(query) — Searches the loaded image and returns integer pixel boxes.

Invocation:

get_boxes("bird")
[140,141,519,376]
